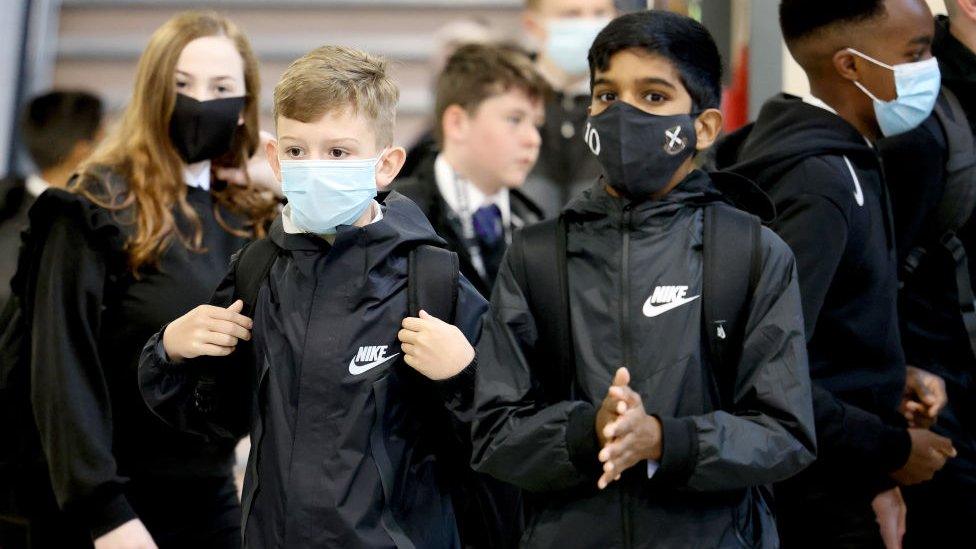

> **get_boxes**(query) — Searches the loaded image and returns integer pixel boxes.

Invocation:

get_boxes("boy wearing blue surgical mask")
[520,0,616,215]
[137,45,489,548]
[459,11,816,547]
[716,0,956,547]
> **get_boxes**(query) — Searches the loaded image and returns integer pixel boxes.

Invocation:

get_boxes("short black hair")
[588,10,723,111]
[779,0,887,44]
[20,90,103,170]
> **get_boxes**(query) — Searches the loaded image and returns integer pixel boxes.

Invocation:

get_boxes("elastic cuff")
[87,492,137,540]
[655,416,698,485]
[433,354,477,406]
[566,403,601,476]
[879,426,912,473]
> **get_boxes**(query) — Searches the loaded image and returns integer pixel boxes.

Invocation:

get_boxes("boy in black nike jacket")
[716,1,955,547]
[460,11,816,548]
[137,46,488,548]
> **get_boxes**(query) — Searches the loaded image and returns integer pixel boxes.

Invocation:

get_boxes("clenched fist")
[398,310,475,380]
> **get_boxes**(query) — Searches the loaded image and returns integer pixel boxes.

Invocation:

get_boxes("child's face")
[267,109,405,189]
[589,48,694,118]
[589,48,723,152]
[450,88,544,191]
[175,36,246,103]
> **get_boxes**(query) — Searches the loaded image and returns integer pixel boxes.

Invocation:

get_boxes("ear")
[832,49,861,82]
[376,146,407,189]
[957,0,976,19]
[266,138,282,183]
[522,11,547,46]
[693,109,724,151]
[441,104,471,146]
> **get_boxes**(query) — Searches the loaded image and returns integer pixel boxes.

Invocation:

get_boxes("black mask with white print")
[584,101,698,200]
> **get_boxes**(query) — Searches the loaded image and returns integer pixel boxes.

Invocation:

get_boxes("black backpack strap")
[232,238,280,317]
[702,204,763,410]
[408,244,459,323]
[510,216,574,404]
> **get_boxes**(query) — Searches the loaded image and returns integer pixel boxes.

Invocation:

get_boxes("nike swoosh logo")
[642,295,700,318]
[843,156,865,207]
[348,353,400,376]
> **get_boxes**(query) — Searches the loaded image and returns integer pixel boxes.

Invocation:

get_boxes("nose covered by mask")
[545,17,610,76]
[169,93,246,163]
[280,155,384,235]
[848,48,941,137]
[585,101,698,200]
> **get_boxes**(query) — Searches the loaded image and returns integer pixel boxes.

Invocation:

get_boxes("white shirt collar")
[26,174,50,197]
[183,160,211,191]
[433,154,511,227]
[281,200,384,237]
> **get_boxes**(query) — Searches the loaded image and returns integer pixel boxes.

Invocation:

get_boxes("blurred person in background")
[0,89,103,549]
[520,0,616,216]
[0,91,104,309]
[397,43,547,298]
[400,18,496,179]
[2,10,277,549]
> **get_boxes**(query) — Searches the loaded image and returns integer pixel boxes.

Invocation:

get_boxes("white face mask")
[280,152,385,235]
[847,48,942,137]
[544,17,611,76]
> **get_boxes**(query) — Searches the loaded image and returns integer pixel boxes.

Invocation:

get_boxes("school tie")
[472,204,503,248]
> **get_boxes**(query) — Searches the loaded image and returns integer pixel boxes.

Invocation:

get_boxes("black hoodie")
[716,94,911,494]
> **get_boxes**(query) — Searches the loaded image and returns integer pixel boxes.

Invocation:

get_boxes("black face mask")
[584,101,698,200]
[169,93,245,163]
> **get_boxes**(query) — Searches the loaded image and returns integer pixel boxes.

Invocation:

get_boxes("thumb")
[419,309,442,323]
[227,299,245,313]
[613,367,630,387]
[935,434,957,457]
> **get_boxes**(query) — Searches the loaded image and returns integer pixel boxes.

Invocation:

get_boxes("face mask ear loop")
[846,49,894,104]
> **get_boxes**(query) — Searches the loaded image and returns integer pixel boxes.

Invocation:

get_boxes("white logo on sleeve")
[348,345,400,375]
[642,285,700,318]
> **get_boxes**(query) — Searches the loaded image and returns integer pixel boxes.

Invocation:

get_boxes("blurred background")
[0,0,950,178]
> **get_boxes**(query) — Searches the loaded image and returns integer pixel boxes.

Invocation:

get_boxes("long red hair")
[74,10,277,273]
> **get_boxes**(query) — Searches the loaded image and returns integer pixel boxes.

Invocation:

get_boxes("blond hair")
[274,45,399,147]
[75,10,277,273]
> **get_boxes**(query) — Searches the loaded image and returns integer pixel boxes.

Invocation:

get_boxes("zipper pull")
[715,321,727,340]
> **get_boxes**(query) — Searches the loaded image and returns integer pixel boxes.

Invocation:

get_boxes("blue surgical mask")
[847,48,941,137]
[280,154,383,235]
[544,17,610,76]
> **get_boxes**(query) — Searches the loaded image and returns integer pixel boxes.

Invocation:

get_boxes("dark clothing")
[523,91,604,216]
[24,175,246,540]
[465,170,816,548]
[395,153,544,297]
[935,15,976,138]
[139,192,489,549]
[400,130,438,181]
[716,94,911,545]
[0,176,30,308]
[880,22,976,542]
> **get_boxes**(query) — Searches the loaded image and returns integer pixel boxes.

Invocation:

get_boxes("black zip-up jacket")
[716,94,912,495]
[139,192,488,549]
[465,171,816,548]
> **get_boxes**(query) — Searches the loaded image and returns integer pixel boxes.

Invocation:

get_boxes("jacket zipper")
[619,205,633,549]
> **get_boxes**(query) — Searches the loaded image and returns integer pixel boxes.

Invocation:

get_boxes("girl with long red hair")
[21,11,276,548]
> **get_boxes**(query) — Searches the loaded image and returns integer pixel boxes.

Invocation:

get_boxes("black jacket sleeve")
[651,229,818,491]
[467,251,601,493]
[770,162,911,489]
[138,253,253,442]
[29,211,136,538]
